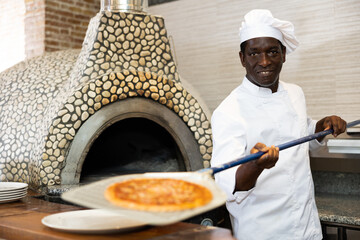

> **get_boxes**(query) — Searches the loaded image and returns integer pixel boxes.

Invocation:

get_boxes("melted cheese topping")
[104,178,213,211]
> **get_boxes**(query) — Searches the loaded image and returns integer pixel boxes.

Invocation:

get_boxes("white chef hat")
[239,9,299,54]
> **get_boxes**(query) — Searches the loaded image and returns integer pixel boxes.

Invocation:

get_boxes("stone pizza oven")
[0,0,213,192]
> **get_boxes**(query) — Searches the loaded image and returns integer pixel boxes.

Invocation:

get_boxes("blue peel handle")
[199,119,360,175]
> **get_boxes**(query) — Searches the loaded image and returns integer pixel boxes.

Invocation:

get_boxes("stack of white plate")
[0,182,28,203]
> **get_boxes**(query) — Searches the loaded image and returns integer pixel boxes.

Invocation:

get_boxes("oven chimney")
[101,0,148,13]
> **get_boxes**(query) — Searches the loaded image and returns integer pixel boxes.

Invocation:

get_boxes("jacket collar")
[241,77,285,97]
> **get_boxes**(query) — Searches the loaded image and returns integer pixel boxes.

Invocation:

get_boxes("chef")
[210,9,347,240]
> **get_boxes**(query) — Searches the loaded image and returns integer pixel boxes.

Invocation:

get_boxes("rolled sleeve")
[234,187,255,204]
[214,168,255,204]
[308,118,325,151]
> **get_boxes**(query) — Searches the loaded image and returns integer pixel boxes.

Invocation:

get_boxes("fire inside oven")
[80,117,185,183]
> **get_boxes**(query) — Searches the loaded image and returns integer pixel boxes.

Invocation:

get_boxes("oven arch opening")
[61,98,203,185]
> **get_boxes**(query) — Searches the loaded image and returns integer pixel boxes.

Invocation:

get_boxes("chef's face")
[239,37,286,93]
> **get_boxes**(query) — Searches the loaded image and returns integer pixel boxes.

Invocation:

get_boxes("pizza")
[104,178,213,211]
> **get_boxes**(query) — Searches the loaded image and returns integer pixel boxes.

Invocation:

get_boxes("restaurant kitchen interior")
[0,0,359,239]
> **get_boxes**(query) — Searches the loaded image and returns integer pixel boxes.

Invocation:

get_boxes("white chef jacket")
[211,77,323,240]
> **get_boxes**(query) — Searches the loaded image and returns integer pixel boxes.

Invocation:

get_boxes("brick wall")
[44,0,99,52]
[1,0,170,72]
[0,0,100,72]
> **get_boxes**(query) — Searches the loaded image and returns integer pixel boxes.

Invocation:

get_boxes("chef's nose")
[259,53,271,67]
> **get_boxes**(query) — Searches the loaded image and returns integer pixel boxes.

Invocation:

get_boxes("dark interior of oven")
[80,117,185,184]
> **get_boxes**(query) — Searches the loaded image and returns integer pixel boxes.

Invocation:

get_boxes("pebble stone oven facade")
[0,1,213,191]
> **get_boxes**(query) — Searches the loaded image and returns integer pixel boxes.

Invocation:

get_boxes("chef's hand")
[251,143,279,169]
[234,143,279,192]
[315,115,347,141]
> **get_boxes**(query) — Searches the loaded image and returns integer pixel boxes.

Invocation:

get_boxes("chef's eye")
[268,50,279,56]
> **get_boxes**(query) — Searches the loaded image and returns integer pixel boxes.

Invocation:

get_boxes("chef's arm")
[315,115,347,142]
[233,143,279,192]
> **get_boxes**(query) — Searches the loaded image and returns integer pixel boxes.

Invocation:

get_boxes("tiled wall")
[149,0,360,122]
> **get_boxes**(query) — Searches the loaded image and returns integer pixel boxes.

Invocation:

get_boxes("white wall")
[149,0,360,122]
[0,0,26,72]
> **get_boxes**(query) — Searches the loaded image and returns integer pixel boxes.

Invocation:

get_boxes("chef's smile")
[258,70,272,76]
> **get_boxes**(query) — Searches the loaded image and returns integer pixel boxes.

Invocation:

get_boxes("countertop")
[0,191,235,240]
[1,189,359,239]
[316,193,360,227]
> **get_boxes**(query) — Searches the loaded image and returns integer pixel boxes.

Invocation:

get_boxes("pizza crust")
[104,178,213,212]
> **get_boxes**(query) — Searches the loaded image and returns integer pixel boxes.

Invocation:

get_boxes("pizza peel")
[61,119,360,226]
[203,119,360,175]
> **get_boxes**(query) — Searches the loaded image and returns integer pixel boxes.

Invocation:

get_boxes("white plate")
[0,189,27,197]
[42,209,147,234]
[0,192,27,200]
[61,172,227,226]
[0,182,28,192]
[0,193,27,203]
[0,187,27,194]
